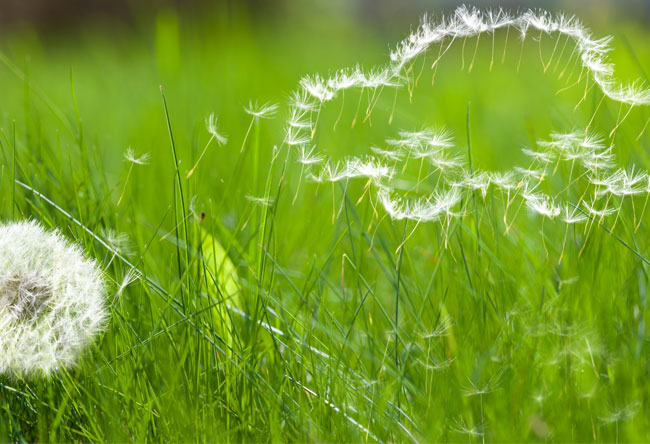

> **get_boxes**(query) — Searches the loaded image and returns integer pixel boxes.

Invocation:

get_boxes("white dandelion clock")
[0,220,107,377]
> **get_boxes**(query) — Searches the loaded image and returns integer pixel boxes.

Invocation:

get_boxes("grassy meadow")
[1,3,650,442]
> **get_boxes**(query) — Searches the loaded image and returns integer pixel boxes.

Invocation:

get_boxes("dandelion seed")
[0,220,107,376]
[600,401,640,425]
[428,151,464,171]
[118,147,150,206]
[99,228,133,257]
[488,171,517,191]
[419,356,455,371]
[526,194,561,218]
[461,377,501,397]
[582,150,615,172]
[531,390,546,404]
[378,187,461,222]
[285,126,311,147]
[117,267,141,297]
[289,89,318,112]
[362,67,401,89]
[324,157,393,183]
[205,113,228,146]
[514,167,545,181]
[300,74,335,102]
[297,145,325,165]
[186,114,227,178]
[327,66,364,91]
[370,146,404,162]
[464,172,493,198]
[387,128,454,151]
[244,100,279,119]
[288,108,313,129]
[600,401,640,444]
[522,147,555,164]
[420,315,454,338]
[597,168,647,196]
[124,148,150,165]
[451,417,484,438]
[245,195,274,207]
[562,205,588,224]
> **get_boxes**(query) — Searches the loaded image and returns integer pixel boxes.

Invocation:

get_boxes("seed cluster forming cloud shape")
[286,6,650,227]
[0,221,107,377]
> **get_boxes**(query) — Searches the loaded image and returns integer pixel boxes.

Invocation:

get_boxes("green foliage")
[1,5,650,442]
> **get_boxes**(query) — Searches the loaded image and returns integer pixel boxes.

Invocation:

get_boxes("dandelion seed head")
[0,220,107,377]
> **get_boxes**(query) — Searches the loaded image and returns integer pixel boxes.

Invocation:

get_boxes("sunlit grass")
[1,5,650,442]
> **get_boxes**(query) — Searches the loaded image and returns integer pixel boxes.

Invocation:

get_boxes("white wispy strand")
[0,220,107,377]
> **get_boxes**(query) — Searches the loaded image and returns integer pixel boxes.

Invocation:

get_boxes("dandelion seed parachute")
[0,220,107,377]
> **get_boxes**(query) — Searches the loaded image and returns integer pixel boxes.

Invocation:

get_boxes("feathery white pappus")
[0,220,107,377]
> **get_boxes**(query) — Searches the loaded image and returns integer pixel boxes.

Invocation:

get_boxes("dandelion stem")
[501,26,510,63]
[186,134,215,179]
[117,163,134,206]
[240,117,255,152]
